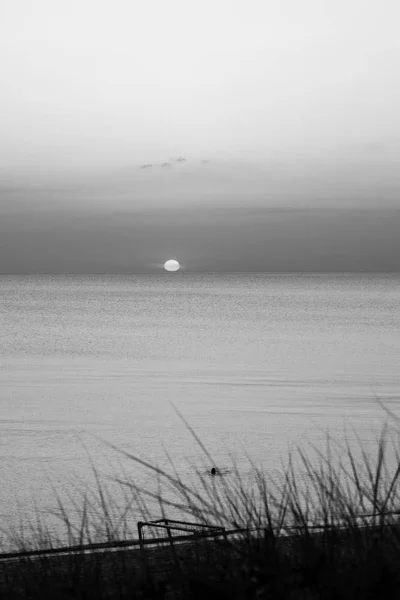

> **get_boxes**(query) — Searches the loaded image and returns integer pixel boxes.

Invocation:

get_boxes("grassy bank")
[2,410,400,598]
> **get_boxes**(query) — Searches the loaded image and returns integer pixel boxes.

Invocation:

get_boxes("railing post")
[137,522,144,551]
[165,519,179,568]
[137,522,148,570]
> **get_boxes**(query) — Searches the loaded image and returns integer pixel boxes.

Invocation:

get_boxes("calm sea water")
[1,274,400,536]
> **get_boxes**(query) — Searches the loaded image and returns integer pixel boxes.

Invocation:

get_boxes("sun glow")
[164,259,180,272]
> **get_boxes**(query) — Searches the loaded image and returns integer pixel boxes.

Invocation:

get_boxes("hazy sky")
[1,0,400,272]
[2,0,400,169]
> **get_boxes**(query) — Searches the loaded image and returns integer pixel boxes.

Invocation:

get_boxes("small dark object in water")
[211,467,216,475]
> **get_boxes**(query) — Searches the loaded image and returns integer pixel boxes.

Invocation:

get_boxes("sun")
[164,259,180,272]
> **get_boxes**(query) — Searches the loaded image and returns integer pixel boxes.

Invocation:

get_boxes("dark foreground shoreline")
[2,522,400,599]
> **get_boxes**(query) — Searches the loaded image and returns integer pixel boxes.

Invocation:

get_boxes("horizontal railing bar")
[147,518,223,529]
[143,524,225,534]
[0,528,237,562]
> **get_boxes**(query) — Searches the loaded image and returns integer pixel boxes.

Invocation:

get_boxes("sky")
[1,0,400,272]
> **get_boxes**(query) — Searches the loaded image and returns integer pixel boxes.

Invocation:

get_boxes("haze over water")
[1,274,399,532]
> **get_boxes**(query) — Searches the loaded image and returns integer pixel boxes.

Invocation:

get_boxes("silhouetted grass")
[2,405,400,598]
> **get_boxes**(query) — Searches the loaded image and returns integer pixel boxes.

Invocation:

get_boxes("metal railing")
[137,518,227,567]
[0,511,399,563]
[0,522,235,562]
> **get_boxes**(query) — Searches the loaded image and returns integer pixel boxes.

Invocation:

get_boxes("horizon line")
[1,271,399,276]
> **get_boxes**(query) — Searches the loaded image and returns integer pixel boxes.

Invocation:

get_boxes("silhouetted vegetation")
[2,408,400,598]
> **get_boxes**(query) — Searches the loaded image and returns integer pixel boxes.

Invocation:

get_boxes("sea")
[1,274,400,542]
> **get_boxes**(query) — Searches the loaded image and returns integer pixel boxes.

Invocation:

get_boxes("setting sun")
[164,259,180,272]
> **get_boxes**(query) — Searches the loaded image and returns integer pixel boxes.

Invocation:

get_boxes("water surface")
[1,274,399,533]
